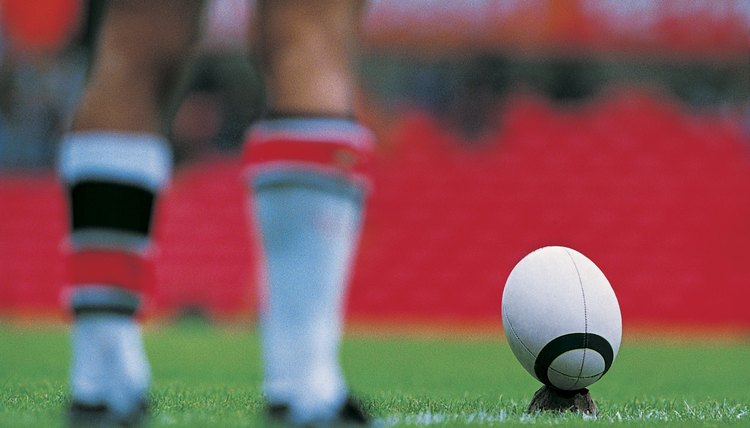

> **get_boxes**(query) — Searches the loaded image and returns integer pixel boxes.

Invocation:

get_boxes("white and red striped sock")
[58,131,172,417]
[244,116,374,423]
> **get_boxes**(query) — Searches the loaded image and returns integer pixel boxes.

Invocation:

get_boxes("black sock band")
[70,181,155,236]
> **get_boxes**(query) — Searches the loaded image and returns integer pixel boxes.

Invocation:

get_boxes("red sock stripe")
[243,138,373,183]
[68,249,153,293]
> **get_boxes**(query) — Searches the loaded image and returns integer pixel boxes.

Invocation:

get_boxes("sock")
[69,313,150,417]
[58,131,172,415]
[243,116,373,422]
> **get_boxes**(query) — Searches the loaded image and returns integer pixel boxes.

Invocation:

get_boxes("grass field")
[1,322,748,427]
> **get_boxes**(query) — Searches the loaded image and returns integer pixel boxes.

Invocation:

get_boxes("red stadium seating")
[351,89,750,328]
[2,89,749,329]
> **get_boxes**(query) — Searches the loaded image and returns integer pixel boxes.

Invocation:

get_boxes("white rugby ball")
[502,246,621,391]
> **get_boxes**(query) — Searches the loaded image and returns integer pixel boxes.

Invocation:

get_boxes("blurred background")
[0,0,748,332]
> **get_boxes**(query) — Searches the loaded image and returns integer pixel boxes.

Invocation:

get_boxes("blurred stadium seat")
[1,0,747,328]
[2,89,748,329]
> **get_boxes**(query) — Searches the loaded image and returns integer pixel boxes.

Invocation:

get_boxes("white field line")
[374,410,509,427]
[373,405,750,426]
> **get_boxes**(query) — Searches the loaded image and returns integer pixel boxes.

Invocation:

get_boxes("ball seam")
[564,248,589,390]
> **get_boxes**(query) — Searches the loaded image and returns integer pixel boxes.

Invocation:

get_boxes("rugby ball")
[502,246,621,390]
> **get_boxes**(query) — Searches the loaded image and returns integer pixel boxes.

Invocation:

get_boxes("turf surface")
[0,322,748,426]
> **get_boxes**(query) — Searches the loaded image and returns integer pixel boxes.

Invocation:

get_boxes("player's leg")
[244,0,372,425]
[58,0,204,423]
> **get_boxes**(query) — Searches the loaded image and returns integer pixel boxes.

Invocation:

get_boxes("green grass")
[0,322,748,426]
